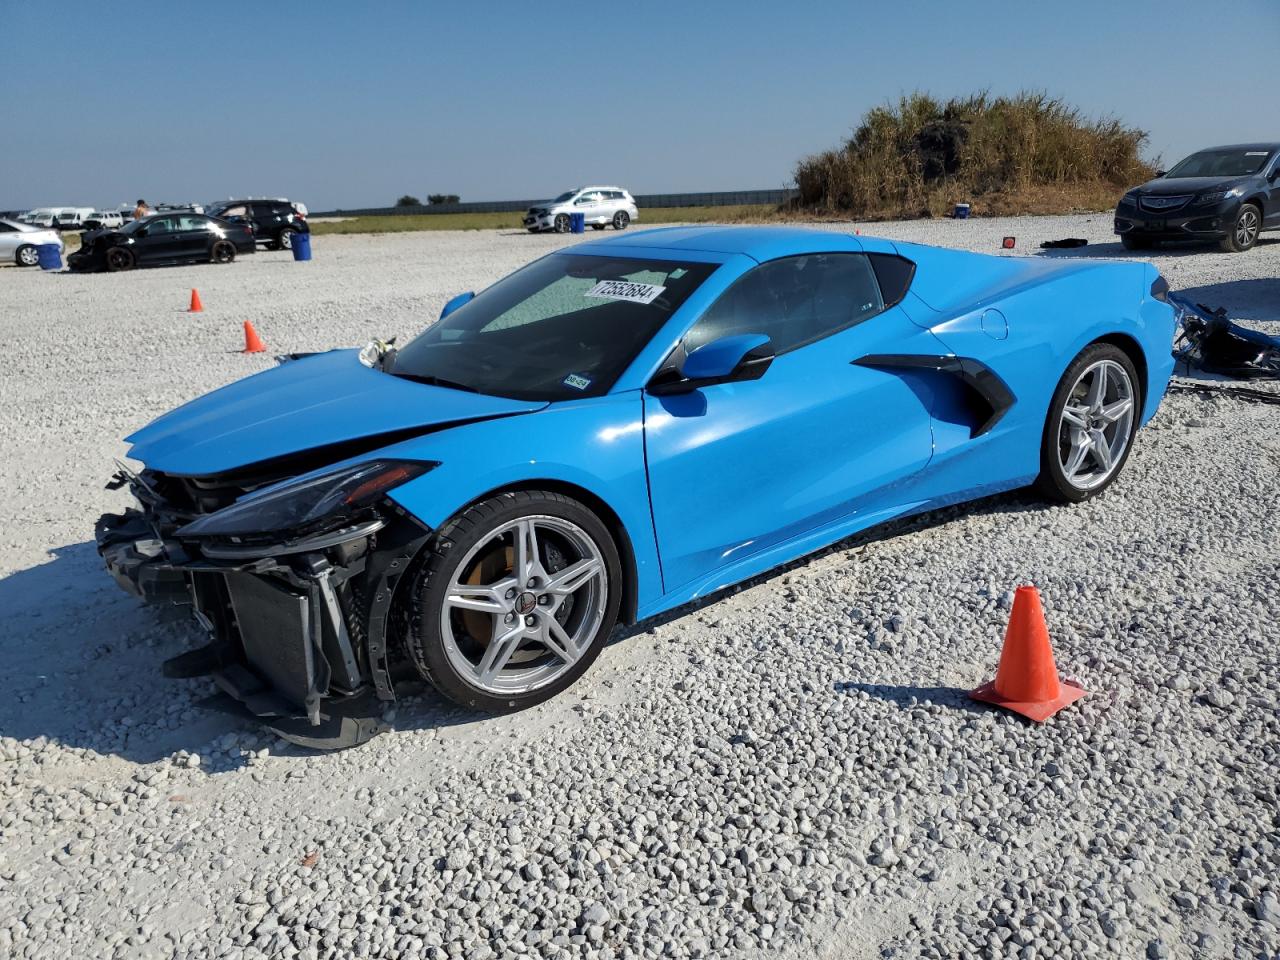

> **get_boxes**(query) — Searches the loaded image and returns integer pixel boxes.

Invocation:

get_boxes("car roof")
[574,225,864,261]
[1189,142,1280,153]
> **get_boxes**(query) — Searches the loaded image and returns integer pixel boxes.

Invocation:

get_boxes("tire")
[553,214,570,234]
[612,210,630,230]
[279,228,297,250]
[15,244,39,267]
[210,240,236,264]
[1035,343,1141,504]
[1218,203,1261,253]
[408,490,623,712]
[1120,234,1153,251]
[105,247,135,272]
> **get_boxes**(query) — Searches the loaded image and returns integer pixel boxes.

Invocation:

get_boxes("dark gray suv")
[1114,143,1280,253]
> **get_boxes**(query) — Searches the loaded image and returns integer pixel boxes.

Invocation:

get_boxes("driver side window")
[682,253,886,355]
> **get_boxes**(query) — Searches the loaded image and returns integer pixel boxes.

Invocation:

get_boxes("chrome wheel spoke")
[545,557,603,597]
[445,583,508,615]
[1084,365,1108,409]
[477,621,525,685]
[514,519,541,584]
[1063,433,1091,477]
[1089,428,1113,471]
[540,616,578,665]
[1062,404,1090,429]
[1100,397,1132,423]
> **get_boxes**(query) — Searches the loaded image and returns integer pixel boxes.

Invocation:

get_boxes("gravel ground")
[1,216,1278,960]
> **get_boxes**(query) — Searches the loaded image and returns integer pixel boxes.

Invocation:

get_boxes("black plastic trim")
[852,353,1015,437]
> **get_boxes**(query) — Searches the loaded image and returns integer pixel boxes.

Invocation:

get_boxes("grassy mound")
[794,92,1157,219]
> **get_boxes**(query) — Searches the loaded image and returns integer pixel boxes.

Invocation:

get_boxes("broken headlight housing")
[177,459,437,538]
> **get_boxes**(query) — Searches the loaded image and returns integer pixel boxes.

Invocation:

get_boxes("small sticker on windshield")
[562,373,592,391]
[585,280,667,305]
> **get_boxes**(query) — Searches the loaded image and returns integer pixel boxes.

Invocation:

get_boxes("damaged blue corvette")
[96,227,1177,746]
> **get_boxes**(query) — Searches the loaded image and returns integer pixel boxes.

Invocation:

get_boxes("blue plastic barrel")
[37,244,62,270]
[953,203,971,220]
[569,212,585,234]
[291,231,312,261]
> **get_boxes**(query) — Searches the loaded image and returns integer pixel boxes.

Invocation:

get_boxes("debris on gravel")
[1,215,1277,959]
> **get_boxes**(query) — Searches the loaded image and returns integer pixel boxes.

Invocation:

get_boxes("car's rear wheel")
[211,240,236,264]
[408,490,622,712]
[613,211,630,230]
[1120,234,1153,251]
[554,214,570,234]
[15,244,39,267]
[1219,203,1261,253]
[279,228,297,250]
[1036,343,1140,503]
[105,247,135,272]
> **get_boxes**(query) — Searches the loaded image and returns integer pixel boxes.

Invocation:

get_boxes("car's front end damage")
[95,458,435,748]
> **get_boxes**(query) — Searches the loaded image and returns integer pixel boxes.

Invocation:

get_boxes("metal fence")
[314,188,796,218]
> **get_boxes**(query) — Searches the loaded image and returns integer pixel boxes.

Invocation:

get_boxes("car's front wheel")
[1219,203,1261,253]
[1036,343,1140,503]
[554,214,571,234]
[408,490,622,711]
[105,247,135,272]
[613,211,630,230]
[15,244,39,267]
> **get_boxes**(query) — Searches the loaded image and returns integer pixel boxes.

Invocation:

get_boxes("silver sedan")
[0,218,64,267]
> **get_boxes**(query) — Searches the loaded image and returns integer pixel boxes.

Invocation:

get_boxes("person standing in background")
[133,199,151,220]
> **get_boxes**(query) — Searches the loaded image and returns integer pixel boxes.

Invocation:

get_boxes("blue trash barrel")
[37,243,62,270]
[291,231,312,261]
[953,203,971,220]
[569,212,586,234]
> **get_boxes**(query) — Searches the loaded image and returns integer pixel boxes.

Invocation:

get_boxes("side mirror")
[648,333,775,396]
[1155,170,1167,178]
[440,291,474,320]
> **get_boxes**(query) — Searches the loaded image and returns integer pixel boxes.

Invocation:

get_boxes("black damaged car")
[69,212,256,272]
[1115,142,1280,253]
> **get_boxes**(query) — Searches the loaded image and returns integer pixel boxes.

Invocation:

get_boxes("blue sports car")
[96,227,1177,745]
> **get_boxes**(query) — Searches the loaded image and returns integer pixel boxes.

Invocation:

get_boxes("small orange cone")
[188,289,203,312]
[970,585,1086,722]
[242,321,266,353]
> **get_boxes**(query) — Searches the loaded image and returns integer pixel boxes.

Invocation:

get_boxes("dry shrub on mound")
[795,92,1157,219]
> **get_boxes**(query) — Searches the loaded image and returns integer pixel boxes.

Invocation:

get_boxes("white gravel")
[1,216,1278,960]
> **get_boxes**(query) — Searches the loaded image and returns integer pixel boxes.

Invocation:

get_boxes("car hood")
[126,348,547,476]
[1136,176,1251,195]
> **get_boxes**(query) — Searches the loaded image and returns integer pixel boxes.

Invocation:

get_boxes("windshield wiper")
[391,372,480,393]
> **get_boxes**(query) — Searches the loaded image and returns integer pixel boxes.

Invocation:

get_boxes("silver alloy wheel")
[280,229,294,249]
[1057,359,1135,491]
[440,515,608,694]
[17,245,39,266]
[1235,207,1259,247]
[554,214,570,233]
[613,211,629,229]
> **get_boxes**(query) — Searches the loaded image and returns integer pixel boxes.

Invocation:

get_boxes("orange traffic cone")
[242,321,266,353]
[970,585,1086,722]
[188,289,203,312]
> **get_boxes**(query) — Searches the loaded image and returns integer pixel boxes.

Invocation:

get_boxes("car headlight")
[177,459,437,538]
[1194,187,1243,205]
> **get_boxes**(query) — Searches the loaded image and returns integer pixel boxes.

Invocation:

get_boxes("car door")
[135,216,179,263]
[574,191,602,224]
[173,215,213,260]
[642,252,940,592]
[0,221,17,258]
[251,202,280,238]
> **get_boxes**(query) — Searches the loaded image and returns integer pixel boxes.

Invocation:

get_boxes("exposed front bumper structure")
[95,490,430,748]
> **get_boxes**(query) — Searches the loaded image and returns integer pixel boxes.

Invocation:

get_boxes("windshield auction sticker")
[585,280,667,305]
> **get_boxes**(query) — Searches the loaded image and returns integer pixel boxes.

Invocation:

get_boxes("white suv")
[524,186,639,233]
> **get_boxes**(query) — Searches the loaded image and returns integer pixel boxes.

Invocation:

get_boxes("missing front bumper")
[94,506,430,747]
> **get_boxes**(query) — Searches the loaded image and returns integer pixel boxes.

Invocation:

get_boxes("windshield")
[552,191,577,203]
[1165,148,1274,179]
[120,218,149,233]
[389,253,718,401]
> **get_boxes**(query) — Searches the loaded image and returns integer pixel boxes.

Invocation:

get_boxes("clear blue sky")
[5,0,1277,211]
